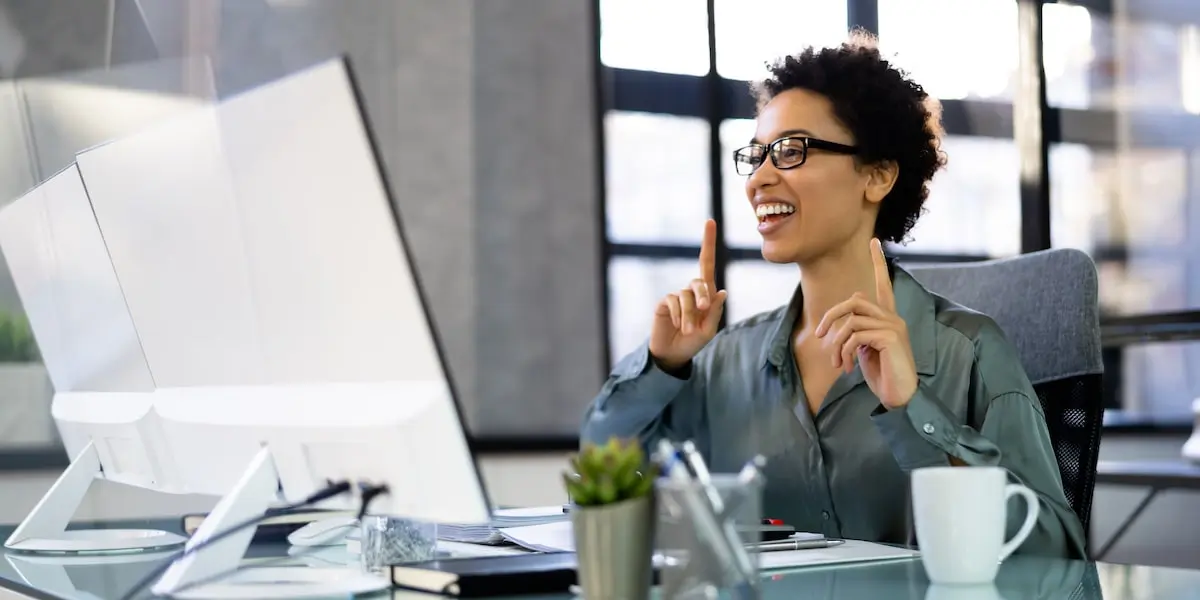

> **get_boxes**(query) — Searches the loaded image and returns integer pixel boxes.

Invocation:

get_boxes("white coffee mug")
[911,466,1039,584]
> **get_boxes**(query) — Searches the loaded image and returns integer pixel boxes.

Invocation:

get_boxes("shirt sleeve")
[869,366,1088,559]
[579,341,705,452]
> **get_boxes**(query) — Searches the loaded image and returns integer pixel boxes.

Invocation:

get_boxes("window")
[605,111,711,246]
[1042,2,1097,109]
[1050,143,1193,315]
[902,136,1022,257]
[1043,6,1200,113]
[1042,1,1200,423]
[600,0,710,76]
[877,0,1018,101]
[1113,340,1200,420]
[607,257,698,365]
[713,0,849,82]
[719,118,762,249]
[725,259,797,324]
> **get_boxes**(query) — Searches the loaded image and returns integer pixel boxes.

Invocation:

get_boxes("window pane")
[605,111,711,245]
[1045,4,1200,113]
[1109,341,1200,420]
[1042,2,1097,109]
[714,0,848,82]
[607,257,698,366]
[878,0,1017,101]
[902,136,1021,257]
[726,259,797,324]
[1050,143,1195,315]
[600,0,710,76]
[719,118,761,249]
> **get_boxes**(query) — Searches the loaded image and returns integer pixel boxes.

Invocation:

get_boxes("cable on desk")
[356,482,390,519]
[117,481,353,600]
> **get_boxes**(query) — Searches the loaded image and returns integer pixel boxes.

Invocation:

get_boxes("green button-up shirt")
[581,265,1086,559]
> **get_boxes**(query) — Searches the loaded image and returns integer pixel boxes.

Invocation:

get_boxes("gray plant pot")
[571,494,656,600]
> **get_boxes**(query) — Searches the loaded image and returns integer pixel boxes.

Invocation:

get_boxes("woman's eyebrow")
[749,128,817,144]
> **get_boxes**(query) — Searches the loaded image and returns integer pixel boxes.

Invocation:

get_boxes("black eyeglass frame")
[732,136,859,175]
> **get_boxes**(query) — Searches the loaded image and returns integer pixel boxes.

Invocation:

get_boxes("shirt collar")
[759,260,938,376]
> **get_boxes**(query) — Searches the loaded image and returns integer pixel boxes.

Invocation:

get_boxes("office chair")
[905,248,1104,542]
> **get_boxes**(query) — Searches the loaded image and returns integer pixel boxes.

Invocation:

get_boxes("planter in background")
[571,493,655,600]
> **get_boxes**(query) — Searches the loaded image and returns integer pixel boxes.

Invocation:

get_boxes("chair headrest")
[904,248,1102,384]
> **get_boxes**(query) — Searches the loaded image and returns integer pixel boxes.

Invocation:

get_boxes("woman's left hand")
[815,238,918,409]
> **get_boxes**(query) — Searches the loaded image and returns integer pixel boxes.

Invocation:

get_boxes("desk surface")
[1,521,1200,599]
[1096,460,1200,488]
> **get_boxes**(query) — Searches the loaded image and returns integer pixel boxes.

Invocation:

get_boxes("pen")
[657,440,752,593]
[746,539,846,552]
[720,455,767,519]
[679,441,723,512]
[676,441,757,590]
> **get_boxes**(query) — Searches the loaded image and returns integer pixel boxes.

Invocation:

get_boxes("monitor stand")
[152,447,389,599]
[6,547,178,600]
[5,442,188,553]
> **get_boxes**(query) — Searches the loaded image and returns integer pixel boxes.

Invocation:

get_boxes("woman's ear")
[864,160,899,205]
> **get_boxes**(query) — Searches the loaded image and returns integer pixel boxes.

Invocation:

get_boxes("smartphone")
[735,523,796,542]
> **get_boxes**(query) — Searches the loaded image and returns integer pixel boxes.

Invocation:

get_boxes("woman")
[580,32,1085,559]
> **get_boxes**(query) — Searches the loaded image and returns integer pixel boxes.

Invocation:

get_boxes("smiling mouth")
[755,202,796,224]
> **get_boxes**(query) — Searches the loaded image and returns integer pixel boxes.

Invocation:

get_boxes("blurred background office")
[0,0,1198,572]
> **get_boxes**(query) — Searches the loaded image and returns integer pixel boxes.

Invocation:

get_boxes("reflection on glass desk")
[2,521,1200,599]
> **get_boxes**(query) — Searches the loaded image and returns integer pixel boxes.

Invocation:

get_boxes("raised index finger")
[699,219,717,288]
[871,238,895,311]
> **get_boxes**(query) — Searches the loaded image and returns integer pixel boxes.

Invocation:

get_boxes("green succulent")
[563,436,659,507]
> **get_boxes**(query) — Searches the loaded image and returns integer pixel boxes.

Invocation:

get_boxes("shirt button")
[922,423,935,435]
[822,511,831,520]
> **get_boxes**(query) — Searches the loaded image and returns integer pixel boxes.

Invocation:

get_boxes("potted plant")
[563,437,659,600]
[0,310,38,364]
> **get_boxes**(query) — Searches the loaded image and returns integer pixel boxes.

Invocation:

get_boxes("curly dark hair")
[751,30,947,244]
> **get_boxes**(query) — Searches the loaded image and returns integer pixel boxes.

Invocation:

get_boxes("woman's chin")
[759,241,798,264]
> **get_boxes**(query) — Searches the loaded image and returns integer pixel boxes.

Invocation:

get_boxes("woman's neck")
[796,238,880,334]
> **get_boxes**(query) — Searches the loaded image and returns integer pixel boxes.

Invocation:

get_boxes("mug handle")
[997,483,1040,562]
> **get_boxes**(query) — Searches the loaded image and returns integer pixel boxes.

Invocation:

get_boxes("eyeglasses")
[732,136,859,176]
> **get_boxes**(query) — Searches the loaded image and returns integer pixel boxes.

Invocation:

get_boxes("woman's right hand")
[649,219,728,372]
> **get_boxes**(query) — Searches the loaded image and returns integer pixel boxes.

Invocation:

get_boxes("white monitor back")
[73,106,264,388]
[74,58,489,523]
[0,166,183,492]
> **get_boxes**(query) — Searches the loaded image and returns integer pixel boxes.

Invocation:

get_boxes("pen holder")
[655,474,764,600]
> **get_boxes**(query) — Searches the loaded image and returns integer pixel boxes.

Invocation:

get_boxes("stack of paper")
[438,506,569,545]
[758,539,919,570]
[494,522,919,572]
[497,521,575,553]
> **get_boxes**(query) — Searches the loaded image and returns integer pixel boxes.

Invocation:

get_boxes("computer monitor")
[0,164,187,553]
[73,57,491,597]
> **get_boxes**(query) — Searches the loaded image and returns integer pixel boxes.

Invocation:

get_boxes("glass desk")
[1,521,1199,599]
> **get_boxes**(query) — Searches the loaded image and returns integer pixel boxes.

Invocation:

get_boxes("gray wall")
[0,0,603,438]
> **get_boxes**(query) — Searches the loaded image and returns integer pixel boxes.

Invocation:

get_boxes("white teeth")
[755,203,795,218]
